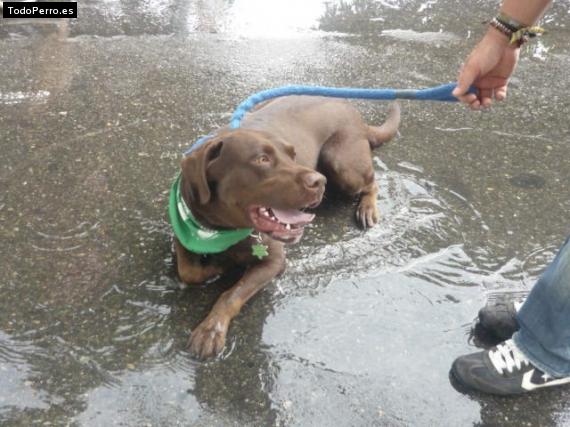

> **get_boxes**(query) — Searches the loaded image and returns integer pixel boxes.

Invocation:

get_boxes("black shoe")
[451,339,570,395]
[478,295,526,340]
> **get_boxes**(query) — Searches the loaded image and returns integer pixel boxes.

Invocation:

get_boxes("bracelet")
[497,13,525,32]
[489,17,514,39]
[488,16,545,47]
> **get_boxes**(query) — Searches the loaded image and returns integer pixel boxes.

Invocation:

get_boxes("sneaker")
[451,339,570,395]
[478,295,526,340]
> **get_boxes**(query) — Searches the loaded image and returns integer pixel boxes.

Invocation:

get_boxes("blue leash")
[186,82,471,155]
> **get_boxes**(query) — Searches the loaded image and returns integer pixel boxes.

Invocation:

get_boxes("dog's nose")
[303,172,327,189]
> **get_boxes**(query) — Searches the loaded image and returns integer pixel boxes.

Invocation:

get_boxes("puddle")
[381,28,460,43]
[1,0,569,425]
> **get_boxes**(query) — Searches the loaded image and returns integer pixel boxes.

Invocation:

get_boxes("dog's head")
[180,129,326,244]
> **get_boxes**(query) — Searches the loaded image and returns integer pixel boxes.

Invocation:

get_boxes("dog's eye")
[255,154,271,165]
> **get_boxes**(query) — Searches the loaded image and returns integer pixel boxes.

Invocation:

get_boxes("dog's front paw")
[356,199,379,228]
[188,314,230,359]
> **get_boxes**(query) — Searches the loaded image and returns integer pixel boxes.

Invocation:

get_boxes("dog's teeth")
[285,223,291,230]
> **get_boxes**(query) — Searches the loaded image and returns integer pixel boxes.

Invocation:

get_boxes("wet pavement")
[1,0,569,425]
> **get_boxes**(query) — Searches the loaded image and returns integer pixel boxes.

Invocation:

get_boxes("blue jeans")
[513,235,570,377]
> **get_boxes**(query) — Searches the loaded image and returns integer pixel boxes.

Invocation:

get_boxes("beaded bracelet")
[489,15,545,47]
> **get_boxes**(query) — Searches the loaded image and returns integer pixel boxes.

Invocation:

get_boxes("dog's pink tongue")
[271,208,314,225]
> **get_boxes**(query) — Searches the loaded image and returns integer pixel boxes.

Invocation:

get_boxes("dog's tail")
[367,102,401,149]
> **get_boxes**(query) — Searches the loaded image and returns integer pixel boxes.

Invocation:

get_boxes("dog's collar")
[168,174,253,254]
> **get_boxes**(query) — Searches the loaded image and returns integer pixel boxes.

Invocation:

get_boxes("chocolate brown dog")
[173,96,400,359]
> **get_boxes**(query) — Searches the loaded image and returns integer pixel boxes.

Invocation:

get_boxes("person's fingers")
[455,92,478,105]
[469,99,482,111]
[480,88,493,108]
[495,85,508,101]
[453,59,480,98]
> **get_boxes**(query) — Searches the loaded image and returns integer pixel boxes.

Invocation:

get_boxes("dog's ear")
[180,139,224,205]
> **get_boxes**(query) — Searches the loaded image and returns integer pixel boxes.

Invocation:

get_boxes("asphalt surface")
[1,1,569,426]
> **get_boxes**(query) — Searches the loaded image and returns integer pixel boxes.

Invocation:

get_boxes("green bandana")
[168,175,252,254]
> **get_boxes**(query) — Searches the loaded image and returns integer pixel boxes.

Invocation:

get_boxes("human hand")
[453,28,520,109]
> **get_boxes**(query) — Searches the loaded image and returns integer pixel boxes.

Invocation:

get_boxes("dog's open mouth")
[249,206,315,244]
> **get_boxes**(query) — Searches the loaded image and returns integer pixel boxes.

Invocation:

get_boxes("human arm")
[499,0,551,27]
[452,0,552,109]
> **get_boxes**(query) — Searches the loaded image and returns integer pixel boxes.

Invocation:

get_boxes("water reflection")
[320,0,569,35]
[1,0,568,40]
[1,0,325,38]
[0,332,56,416]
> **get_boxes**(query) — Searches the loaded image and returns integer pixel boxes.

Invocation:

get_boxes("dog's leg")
[175,239,225,285]
[356,179,380,229]
[189,239,285,359]
[318,103,399,228]
[320,134,379,228]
